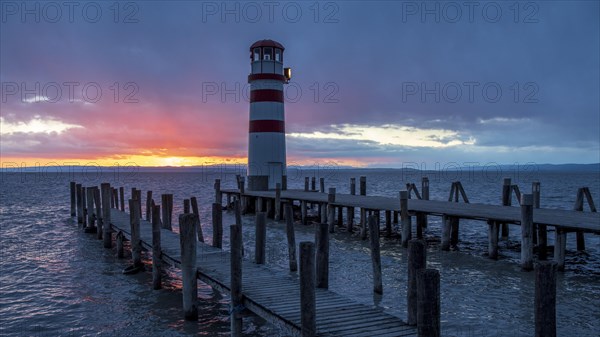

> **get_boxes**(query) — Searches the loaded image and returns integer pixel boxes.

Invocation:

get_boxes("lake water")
[1,169,598,336]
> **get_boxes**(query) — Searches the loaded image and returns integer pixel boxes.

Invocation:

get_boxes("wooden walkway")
[222,189,600,234]
[110,209,417,337]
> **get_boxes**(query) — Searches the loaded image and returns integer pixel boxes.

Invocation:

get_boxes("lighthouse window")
[263,47,273,60]
[275,49,282,62]
[253,48,261,61]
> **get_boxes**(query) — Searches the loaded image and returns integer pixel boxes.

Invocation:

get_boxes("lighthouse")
[247,39,291,191]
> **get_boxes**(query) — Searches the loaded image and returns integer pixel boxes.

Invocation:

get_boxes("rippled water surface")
[1,170,598,336]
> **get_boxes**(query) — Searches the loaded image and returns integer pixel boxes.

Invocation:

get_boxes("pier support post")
[487,220,499,259]
[327,188,336,233]
[350,177,356,195]
[533,182,547,260]
[501,178,512,240]
[441,215,451,251]
[359,176,366,196]
[316,223,329,289]
[535,261,557,337]
[400,191,411,248]
[101,183,112,248]
[384,210,391,238]
[129,198,142,267]
[304,177,309,191]
[320,203,327,224]
[184,199,190,214]
[116,231,124,258]
[360,208,367,240]
[119,187,125,211]
[368,216,383,294]
[300,242,316,337]
[574,188,586,251]
[161,194,173,230]
[408,239,427,326]
[554,228,566,271]
[521,194,534,271]
[450,217,460,248]
[191,197,204,242]
[146,191,152,222]
[319,177,325,193]
[179,213,198,321]
[76,183,83,224]
[212,203,223,248]
[110,188,115,208]
[255,212,266,264]
[311,176,316,191]
[152,205,162,290]
[86,187,95,230]
[275,183,282,221]
[417,269,440,337]
[70,182,76,216]
[347,207,354,233]
[93,188,101,233]
[337,206,343,228]
[301,200,307,226]
[81,187,87,227]
[285,204,298,272]
[230,223,243,335]
[214,179,221,205]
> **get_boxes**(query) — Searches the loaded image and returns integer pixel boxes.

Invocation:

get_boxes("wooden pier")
[69,176,596,337]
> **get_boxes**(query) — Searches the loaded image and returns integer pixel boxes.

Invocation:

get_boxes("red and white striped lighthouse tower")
[247,39,291,191]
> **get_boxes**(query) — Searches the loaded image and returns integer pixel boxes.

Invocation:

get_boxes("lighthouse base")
[248,175,269,191]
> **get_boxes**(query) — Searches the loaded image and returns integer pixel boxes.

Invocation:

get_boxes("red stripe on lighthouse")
[249,120,285,133]
[250,89,284,103]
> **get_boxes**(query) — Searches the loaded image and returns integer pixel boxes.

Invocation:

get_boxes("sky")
[1,1,599,169]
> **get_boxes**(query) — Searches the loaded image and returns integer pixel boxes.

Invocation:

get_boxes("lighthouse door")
[267,162,283,190]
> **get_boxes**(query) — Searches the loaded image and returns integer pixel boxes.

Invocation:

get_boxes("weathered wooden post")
[119,187,125,211]
[337,206,343,228]
[274,183,282,221]
[301,200,307,226]
[359,176,367,196]
[417,269,440,337]
[214,179,221,205]
[408,239,427,325]
[521,194,534,271]
[535,261,557,337]
[179,213,198,320]
[574,188,586,251]
[113,188,119,210]
[360,208,367,240]
[300,242,316,337]
[146,191,153,222]
[190,197,204,242]
[230,223,243,335]
[554,228,566,271]
[347,178,356,232]
[116,231,124,258]
[183,199,190,214]
[327,188,336,233]
[316,223,329,289]
[152,205,162,290]
[255,212,266,264]
[311,176,316,191]
[441,215,451,251]
[368,215,383,294]
[320,202,327,224]
[304,177,309,191]
[532,182,547,260]
[80,186,87,226]
[384,210,392,238]
[101,183,112,248]
[129,198,142,268]
[110,187,115,208]
[319,177,325,193]
[86,187,95,230]
[400,191,411,248]
[76,183,83,224]
[285,204,298,272]
[212,203,223,248]
[161,194,173,230]
[239,176,247,214]
[487,220,499,259]
[93,187,101,233]
[70,182,76,217]
[501,178,512,240]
